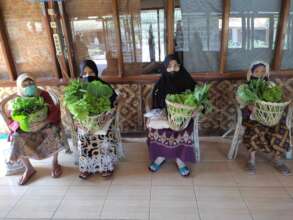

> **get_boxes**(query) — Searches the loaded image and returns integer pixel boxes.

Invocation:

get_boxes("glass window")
[119,0,167,75]
[66,0,118,76]
[0,0,54,79]
[281,3,293,69]
[0,46,9,80]
[226,0,281,71]
[174,0,222,73]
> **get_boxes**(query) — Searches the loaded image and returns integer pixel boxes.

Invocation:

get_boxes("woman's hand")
[29,119,49,132]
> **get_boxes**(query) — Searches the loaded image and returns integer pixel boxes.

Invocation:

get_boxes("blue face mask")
[23,85,37,97]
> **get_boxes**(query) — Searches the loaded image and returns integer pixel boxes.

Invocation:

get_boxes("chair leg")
[193,117,200,162]
[228,125,241,160]
[286,149,292,160]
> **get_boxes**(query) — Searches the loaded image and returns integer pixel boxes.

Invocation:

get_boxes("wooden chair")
[145,89,201,161]
[226,102,293,160]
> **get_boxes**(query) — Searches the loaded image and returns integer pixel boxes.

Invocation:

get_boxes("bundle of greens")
[166,84,212,112]
[64,80,113,121]
[11,96,48,132]
[237,79,283,105]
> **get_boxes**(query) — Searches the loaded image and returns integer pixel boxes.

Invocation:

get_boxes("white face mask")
[166,66,180,73]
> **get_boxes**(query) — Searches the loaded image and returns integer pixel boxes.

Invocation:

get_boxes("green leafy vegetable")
[166,84,212,113]
[11,96,48,131]
[64,80,113,121]
[236,79,284,104]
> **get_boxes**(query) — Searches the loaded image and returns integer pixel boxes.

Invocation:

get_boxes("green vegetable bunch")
[64,80,113,121]
[11,96,48,131]
[237,79,283,105]
[166,84,212,112]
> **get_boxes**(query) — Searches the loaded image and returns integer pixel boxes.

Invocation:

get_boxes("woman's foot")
[18,169,36,185]
[149,157,166,172]
[51,164,63,178]
[247,161,256,174]
[79,172,92,180]
[101,170,114,177]
[273,160,291,176]
[176,158,190,177]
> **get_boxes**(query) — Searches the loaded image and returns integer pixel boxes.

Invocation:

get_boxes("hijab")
[16,73,38,96]
[247,61,270,81]
[152,54,196,109]
[79,60,117,105]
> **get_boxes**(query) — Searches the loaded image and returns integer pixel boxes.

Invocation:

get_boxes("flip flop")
[274,163,291,176]
[78,172,92,180]
[148,159,166,172]
[51,164,62,178]
[177,166,190,177]
[18,170,36,185]
[101,170,114,177]
[247,161,256,175]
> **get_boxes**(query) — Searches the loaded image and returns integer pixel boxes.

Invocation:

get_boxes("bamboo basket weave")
[253,100,290,127]
[165,99,196,131]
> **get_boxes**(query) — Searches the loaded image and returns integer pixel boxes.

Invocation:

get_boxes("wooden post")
[0,9,17,81]
[112,0,124,77]
[272,0,291,70]
[167,0,175,54]
[58,1,76,78]
[40,2,60,79]
[219,0,230,73]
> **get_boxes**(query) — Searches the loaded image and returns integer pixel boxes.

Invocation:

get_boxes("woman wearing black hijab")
[147,54,196,177]
[77,60,123,179]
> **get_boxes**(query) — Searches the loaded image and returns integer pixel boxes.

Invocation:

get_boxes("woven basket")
[253,100,290,127]
[165,99,196,131]
[78,108,116,133]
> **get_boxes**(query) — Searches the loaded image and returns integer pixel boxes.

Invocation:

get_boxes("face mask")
[23,85,37,97]
[82,75,97,83]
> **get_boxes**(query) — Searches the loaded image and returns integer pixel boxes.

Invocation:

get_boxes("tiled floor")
[1,140,293,220]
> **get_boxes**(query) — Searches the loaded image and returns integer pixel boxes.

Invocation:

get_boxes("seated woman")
[77,60,123,179]
[1,73,64,185]
[147,54,196,177]
[241,62,291,175]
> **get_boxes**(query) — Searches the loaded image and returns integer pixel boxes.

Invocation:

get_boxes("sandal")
[177,165,190,177]
[273,162,291,176]
[79,172,92,180]
[247,161,256,175]
[101,171,113,177]
[148,159,166,172]
[51,164,63,178]
[18,170,36,185]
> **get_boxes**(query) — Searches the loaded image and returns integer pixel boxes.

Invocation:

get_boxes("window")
[281,3,293,69]
[226,0,281,71]
[119,0,167,75]
[0,0,54,79]
[174,0,222,73]
[66,0,118,76]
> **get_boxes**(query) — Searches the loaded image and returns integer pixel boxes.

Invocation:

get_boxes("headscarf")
[152,54,196,109]
[16,73,35,96]
[247,61,270,81]
[79,60,117,106]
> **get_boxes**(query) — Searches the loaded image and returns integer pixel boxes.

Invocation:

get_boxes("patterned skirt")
[147,122,195,163]
[9,124,65,161]
[242,107,290,158]
[77,122,120,174]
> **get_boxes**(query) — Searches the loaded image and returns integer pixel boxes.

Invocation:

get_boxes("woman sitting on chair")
[241,61,291,175]
[147,54,196,177]
[0,73,64,185]
[77,60,123,179]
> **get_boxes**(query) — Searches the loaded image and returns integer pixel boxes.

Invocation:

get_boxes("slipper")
[51,164,63,178]
[101,170,114,177]
[247,161,256,175]
[78,172,92,180]
[274,163,291,176]
[18,170,36,185]
[148,159,166,172]
[177,165,190,177]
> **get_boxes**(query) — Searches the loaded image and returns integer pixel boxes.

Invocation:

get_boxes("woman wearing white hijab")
[2,73,65,185]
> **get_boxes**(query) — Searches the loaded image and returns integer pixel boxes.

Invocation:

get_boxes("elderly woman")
[147,54,196,177]
[0,73,64,185]
[240,62,291,175]
[76,60,123,179]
